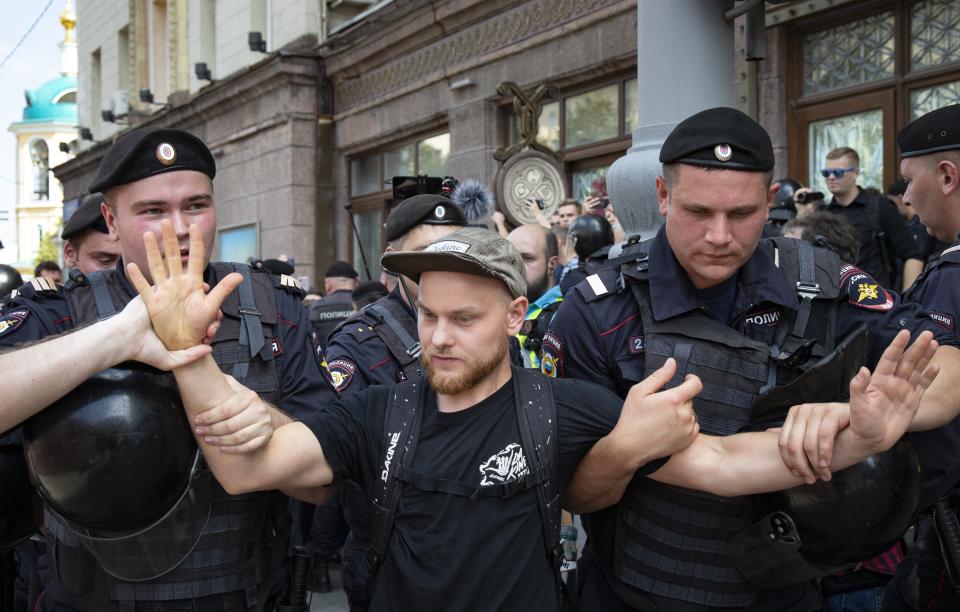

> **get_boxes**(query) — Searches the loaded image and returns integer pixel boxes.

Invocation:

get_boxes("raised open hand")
[847,329,939,450]
[127,219,243,350]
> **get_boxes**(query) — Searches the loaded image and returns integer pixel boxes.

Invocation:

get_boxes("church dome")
[22,75,77,123]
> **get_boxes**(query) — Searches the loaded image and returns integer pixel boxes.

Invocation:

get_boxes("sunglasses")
[820,167,858,179]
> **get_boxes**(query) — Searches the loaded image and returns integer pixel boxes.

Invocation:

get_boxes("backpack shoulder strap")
[512,367,562,567]
[368,377,425,568]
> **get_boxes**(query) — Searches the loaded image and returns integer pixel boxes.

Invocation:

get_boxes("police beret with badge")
[383,194,467,242]
[381,226,526,299]
[89,127,216,193]
[659,106,775,171]
[61,194,109,240]
[898,103,960,158]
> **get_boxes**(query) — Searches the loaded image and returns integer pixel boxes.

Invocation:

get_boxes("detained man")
[135,223,939,612]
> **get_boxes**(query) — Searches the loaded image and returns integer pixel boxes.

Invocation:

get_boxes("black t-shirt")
[307,375,627,612]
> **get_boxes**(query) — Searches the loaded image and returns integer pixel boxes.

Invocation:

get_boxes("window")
[145,0,169,102]
[347,130,451,277]
[789,1,960,189]
[53,90,77,104]
[218,224,258,263]
[506,76,636,202]
[349,132,450,197]
[30,139,49,201]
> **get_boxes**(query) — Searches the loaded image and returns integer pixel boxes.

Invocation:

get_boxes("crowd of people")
[1,100,960,612]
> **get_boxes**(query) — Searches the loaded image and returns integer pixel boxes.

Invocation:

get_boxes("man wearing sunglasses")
[821,147,922,291]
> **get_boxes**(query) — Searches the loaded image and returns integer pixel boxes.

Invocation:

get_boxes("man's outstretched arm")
[564,329,939,513]
[129,220,335,498]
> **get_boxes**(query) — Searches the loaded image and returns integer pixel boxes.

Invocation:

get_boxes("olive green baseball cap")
[381,226,526,299]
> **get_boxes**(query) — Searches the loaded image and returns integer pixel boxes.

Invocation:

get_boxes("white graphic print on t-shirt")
[479,442,529,486]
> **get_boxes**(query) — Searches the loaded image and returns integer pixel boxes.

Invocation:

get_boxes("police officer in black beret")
[543,107,960,611]
[309,260,359,349]
[320,193,465,609]
[61,193,121,274]
[0,126,337,611]
[885,103,960,612]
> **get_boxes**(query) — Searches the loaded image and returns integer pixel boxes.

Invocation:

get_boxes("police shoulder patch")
[842,267,893,311]
[929,310,956,331]
[0,309,29,338]
[324,358,357,392]
[539,332,563,378]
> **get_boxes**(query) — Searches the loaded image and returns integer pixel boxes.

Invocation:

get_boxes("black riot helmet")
[569,214,614,260]
[759,438,921,568]
[0,439,38,552]
[775,178,803,208]
[24,361,211,580]
[731,326,923,587]
[0,264,23,298]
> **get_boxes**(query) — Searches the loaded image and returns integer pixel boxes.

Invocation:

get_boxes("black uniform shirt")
[323,287,418,395]
[0,259,336,423]
[904,241,960,509]
[542,227,959,398]
[824,189,921,288]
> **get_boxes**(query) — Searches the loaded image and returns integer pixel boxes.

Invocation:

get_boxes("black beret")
[90,127,215,193]
[660,107,774,171]
[61,194,109,240]
[352,280,388,303]
[262,258,294,276]
[898,104,960,159]
[325,260,358,278]
[384,194,467,242]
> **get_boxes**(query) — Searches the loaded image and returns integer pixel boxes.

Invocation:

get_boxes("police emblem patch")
[0,309,28,338]
[843,268,893,311]
[155,143,177,166]
[714,144,733,162]
[325,358,356,391]
[540,332,563,378]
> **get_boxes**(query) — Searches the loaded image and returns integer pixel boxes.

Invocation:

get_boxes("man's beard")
[421,335,508,396]
[526,271,550,302]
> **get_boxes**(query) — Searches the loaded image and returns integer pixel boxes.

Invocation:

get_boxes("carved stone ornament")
[495,150,567,227]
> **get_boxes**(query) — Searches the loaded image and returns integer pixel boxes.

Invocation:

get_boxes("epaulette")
[574,267,622,303]
[274,274,306,298]
[30,277,59,293]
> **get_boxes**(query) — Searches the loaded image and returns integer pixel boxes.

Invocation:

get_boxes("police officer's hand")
[128,219,243,350]
[779,329,939,481]
[613,358,702,468]
[192,374,276,453]
[117,295,215,370]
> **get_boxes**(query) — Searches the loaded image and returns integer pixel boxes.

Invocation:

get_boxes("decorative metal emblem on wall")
[494,81,567,227]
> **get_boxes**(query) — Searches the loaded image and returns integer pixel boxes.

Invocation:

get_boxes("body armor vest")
[309,290,354,349]
[609,238,844,608]
[903,242,960,303]
[52,263,288,610]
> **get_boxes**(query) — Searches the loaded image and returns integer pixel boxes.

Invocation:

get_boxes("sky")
[0,2,67,261]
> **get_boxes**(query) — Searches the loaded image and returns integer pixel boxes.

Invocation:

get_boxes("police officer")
[542,107,960,612]
[320,193,465,609]
[558,214,614,294]
[884,103,960,612]
[61,193,121,273]
[309,260,359,347]
[0,127,337,611]
[323,194,467,393]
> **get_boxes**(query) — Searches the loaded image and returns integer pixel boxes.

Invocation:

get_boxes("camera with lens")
[390,175,460,201]
[795,190,825,205]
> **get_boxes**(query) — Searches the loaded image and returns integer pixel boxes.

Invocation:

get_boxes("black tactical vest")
[51,263,289,610]
[903,241,960,303]
[331,293,422,382]
[606,238,844,607]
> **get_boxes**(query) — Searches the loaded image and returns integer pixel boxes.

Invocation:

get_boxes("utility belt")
[914,497,960,594]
